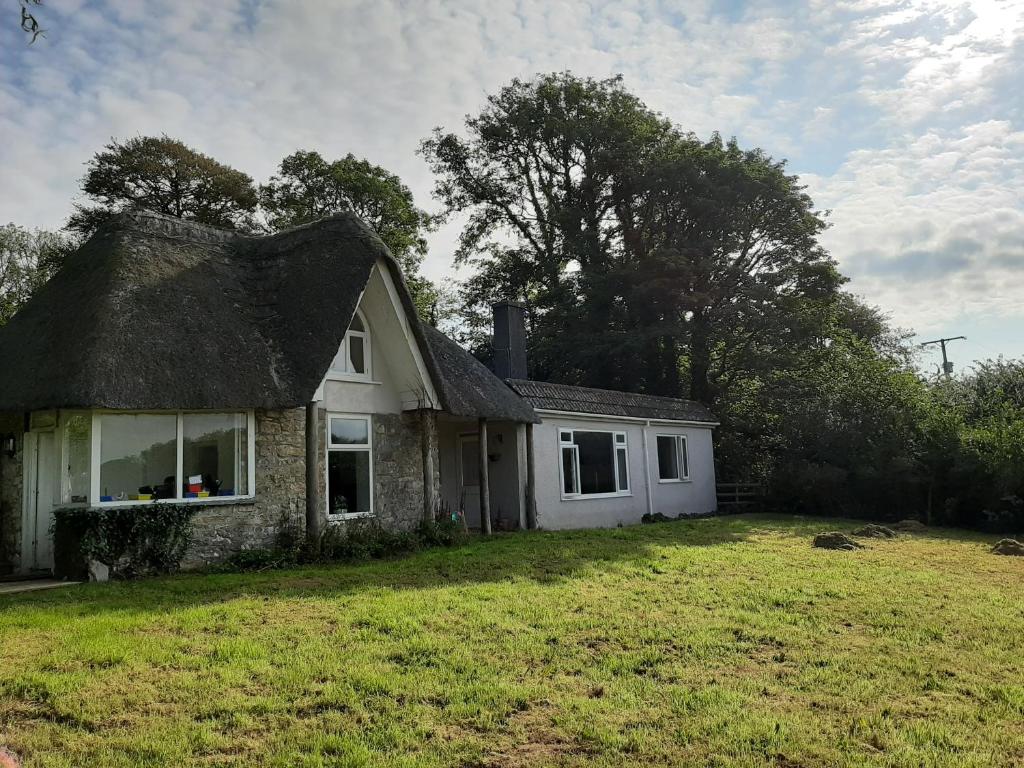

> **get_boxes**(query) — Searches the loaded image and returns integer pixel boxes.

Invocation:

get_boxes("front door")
[458,435,481,528]
[25,431,57,572]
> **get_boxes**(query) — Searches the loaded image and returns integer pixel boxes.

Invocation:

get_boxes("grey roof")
[420,326,538,423]
[0,209,534,422]
[506,379,717,424]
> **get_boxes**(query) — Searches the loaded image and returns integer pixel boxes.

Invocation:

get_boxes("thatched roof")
[0,210,532,423]
[420,326,538,423]
[506,379,717,424]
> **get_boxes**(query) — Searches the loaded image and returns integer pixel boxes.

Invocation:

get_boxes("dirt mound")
[813,532,863,551]
[852,524,897,539]
[891,519,927,532]
[991,539,1024,556]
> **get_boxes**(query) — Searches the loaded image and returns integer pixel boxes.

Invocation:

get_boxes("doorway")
[457,434,481,528]
[23,431,57,572]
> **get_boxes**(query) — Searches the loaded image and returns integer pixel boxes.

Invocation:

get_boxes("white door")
[26,431,57,572]
[458,435,481,528]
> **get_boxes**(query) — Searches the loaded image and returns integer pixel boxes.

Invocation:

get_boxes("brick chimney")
[492,301,528,380]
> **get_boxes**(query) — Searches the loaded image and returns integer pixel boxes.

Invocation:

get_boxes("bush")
[52,505,196,579]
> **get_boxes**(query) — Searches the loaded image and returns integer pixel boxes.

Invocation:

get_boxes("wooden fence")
[716,482,765,511]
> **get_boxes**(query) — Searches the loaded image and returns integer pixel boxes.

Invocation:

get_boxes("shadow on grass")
[0,513,999,618]
[0,515,758,618]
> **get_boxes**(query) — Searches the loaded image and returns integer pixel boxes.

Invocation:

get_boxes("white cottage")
[0,210,717,576]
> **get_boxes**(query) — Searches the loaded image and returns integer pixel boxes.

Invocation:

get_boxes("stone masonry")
[182,408,306,568]
[0,413,24,575]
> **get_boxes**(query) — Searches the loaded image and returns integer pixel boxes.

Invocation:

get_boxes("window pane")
[616,447,628,491]
[99,414,177,501]
[64,413,90,504]
[183,413,247,497]
[561,446,578,494]
[615,433,626,444]
[328,450,371,514]
[330,418,369,445]
[657,436,679,480]
[460,439,479,487]
[574,431,616,494]
[330,342,347,372]
[348,334,365,373]
[680,439,689,479]
[559,431,572,443]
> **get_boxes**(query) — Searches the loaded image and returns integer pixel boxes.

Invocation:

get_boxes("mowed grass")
[1,516,1022,768]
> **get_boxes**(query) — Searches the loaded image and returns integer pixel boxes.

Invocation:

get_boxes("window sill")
[657,479,691,484]
[325,373,380,385]
[327,511,374,522]
[90,496,256,509]
[560,492,633,502]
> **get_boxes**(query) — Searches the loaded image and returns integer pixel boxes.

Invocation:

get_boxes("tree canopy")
[420,73,840,401]
[67,135,259,237]
[0,223,72,324]
[261,150,438,318]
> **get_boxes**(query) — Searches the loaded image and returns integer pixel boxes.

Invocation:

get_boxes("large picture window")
[329,309,371,378]
[558,429,629,498]
[94,411,254,504]
[657,434,689,481]
[327,415,373,517]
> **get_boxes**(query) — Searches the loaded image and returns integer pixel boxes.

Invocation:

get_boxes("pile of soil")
[852,524,898,539]
[891,519,928,532]
[813,532,863,551]
[991,539,1024,556]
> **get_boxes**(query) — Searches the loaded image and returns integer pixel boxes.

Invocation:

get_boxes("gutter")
[641,420,654,518]
[533,408,719,428]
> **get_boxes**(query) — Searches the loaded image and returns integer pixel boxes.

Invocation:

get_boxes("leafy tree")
[0,223,72,324]
[422,74,840,401]
[67,136,259,237]
[261,150,438,318]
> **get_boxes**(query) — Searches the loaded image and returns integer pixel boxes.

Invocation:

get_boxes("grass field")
[0,515,1022,767]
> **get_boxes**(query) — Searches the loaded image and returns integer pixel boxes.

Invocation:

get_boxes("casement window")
[88,411,254,504]
[558,429,629,498]
[329,309,371,379]
[327,415,373,518]
[656,434,689,482]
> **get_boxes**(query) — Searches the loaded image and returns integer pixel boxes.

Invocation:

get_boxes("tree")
[18,0,44,42]
[421,73,840,402]
[0,223,72,324]
[421,73,675,388]
[260,150,438,318]
[67,136,259,237]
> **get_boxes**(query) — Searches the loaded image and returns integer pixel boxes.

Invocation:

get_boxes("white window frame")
[557,428,631,500]
[327,308,372,382]
[325,412,374,520]
[89,410,256,506]
[656,434,689,483]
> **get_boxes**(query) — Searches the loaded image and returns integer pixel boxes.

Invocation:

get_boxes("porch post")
[305,402,322,545]
[525,422,538,530]
[420,409,436,522]
[478,417,492,535]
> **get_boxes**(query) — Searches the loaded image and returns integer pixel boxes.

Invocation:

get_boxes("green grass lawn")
[1,515,1022,767]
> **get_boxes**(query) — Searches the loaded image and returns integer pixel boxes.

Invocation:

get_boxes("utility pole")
[921,336,966,379]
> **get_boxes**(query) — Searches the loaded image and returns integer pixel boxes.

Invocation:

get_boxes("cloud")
[0,0,1021,358]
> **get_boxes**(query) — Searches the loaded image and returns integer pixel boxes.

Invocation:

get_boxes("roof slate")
[505,379,717,424]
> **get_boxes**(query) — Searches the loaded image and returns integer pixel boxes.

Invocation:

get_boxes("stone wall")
[182,408,306,568]
[0,413,24,575]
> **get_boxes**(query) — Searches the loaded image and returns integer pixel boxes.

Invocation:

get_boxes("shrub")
[52,505,196,579]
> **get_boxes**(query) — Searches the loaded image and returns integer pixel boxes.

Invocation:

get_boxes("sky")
[2,0,1022,374]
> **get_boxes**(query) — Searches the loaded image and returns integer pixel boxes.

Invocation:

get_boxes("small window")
[657,435,688,481]
[62,413,91,505]
[330,309,371,378]
[327,416,373,517]
[559,429,628,497]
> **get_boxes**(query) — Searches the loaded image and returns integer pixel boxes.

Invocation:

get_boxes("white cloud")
[0,0,1021,357]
